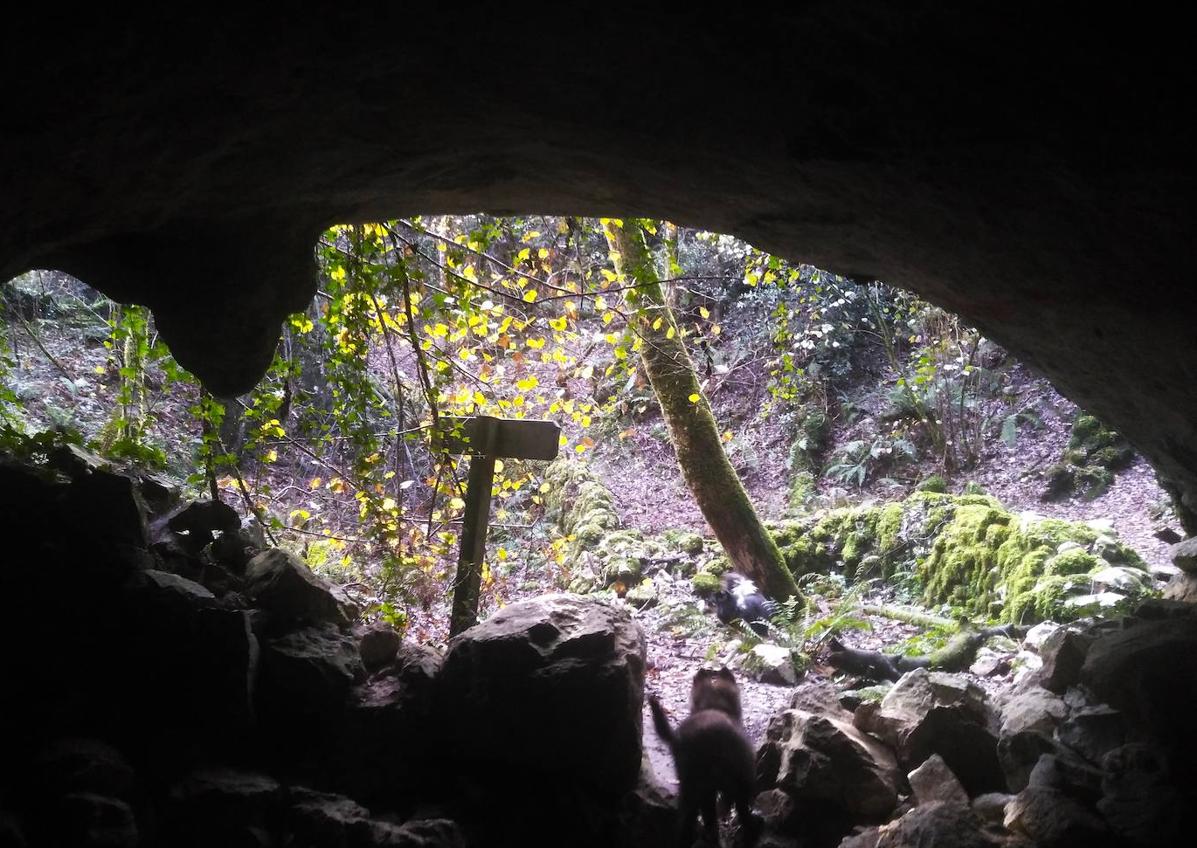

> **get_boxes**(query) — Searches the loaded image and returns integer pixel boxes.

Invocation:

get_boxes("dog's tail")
[648,695,676,750]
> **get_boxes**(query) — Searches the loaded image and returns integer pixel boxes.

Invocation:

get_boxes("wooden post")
[436,416,560,635]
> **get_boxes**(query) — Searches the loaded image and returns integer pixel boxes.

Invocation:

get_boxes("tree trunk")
[602,218,800,601]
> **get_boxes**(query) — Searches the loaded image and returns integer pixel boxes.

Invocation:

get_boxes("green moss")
[788,470,816,510]
[1005,574,1079,624]
[763,487,1149,624]
[1048,413,1134,502]
[1091,444,1134,470]
[876,503,904,552]
[962,481,987,495]
[918,503,1011,612]
[691,571,721,595]
[916,475,948,493]
[625,578,659,608]
[1045,548,1101,576]
[1068,414,1103,448]
[602,556,641,587]
[1074,466,1113,500]
[660,528,705,556]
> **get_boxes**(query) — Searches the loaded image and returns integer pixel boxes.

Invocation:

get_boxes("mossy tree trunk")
[602,218,799,601]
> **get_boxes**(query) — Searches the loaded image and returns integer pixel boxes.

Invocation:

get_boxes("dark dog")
[649,667,760,847]
[713,572,777,637]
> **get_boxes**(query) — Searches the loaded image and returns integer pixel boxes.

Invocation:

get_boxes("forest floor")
[612,358,1181,790]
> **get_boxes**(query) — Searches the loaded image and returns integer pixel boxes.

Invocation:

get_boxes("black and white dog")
[712,572,777,637]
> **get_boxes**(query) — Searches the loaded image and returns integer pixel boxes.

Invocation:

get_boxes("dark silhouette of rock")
[1098,743,1184,847]
[360,626,403,672]
[1004,786,1109,847]
[437,594,646,794]
[1080,613,1197,775]
[164,768,283,848]
[257,624,365,753]
[337,643,444,806]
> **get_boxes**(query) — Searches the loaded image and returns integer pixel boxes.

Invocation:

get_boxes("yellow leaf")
[309,477,323,490]
[523,289,538,303]
[537,248,549,260]
[652,317,663,331]
[449,497,466,510]
[666,326,676,340]
[699,306,710,319]
[688,393,701,403]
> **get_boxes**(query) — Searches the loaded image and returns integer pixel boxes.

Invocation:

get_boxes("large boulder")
[1162,570,1197,603]
[1098,743,1185,847]
[245,549,355,628]
[998,687,1068,738]
[759,709,902,826]
[257,624,365,765]
[1034,626,1094,694]
[163,768,284,847]
[288,787,465,848]
[908,754,969,806]
[120,578,259,758]
[1079,612,1197,772]
[841,802,1004,848]
[1168,537,1197,573]
[1004,786,1109,847]
[359,625,403,672]
[61,465,152,578]
[436,594,646,794]
[336,643,444,805]
[854,669,1005,796]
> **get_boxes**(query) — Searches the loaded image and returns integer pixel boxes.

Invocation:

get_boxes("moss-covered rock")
[916,475,948,494]
[625,578,659,608]
[764,489,1151,624]
[659,528,705,557]
[788,470,816,510]
[1043,413,1136,501]
[543,460,713,591]
[691,570,722,595]
[543,459,621,543]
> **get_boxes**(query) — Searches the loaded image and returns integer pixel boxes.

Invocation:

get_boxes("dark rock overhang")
[4,6,1196,524]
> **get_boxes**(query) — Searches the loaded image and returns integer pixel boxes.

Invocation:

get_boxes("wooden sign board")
[434,416,560,460]
[433,415,561,635]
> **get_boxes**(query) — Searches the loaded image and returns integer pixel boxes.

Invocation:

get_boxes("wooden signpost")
[434,416,560,635]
